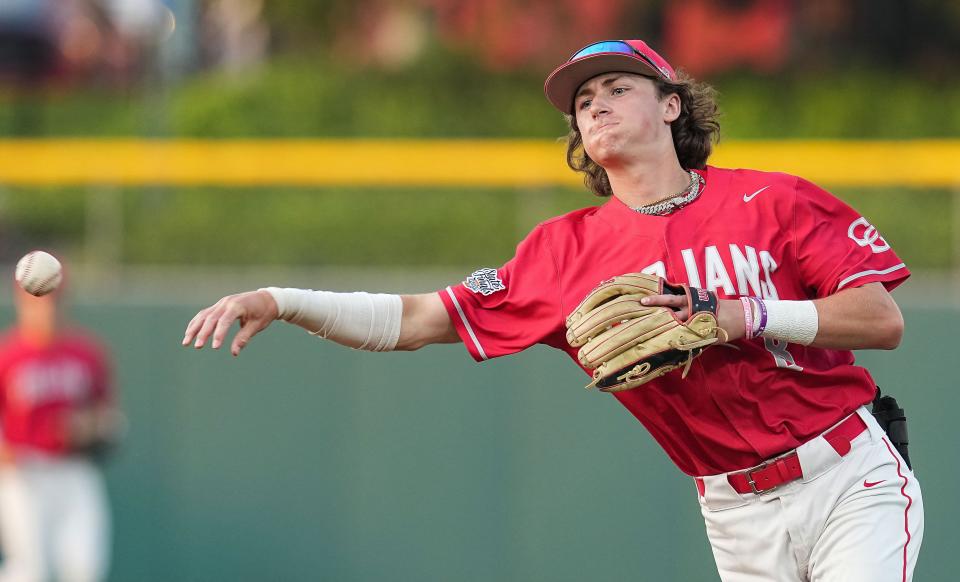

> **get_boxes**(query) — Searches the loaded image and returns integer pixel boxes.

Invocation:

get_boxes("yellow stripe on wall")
[0,139,957,187]
[710,140,960,187]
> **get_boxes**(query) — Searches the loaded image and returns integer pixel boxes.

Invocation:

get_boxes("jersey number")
[764,338,803,372]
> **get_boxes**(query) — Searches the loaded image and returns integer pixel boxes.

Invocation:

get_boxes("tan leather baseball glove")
[565,273,725,392]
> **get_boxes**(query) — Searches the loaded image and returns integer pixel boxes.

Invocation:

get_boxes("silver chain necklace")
[630,170,704,216]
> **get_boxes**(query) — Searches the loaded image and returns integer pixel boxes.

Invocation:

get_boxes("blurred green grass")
[0,56,954,270]
[2,56,959,139]
[0,185,950,270]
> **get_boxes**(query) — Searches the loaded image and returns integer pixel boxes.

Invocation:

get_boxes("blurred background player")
[0,279,122,582]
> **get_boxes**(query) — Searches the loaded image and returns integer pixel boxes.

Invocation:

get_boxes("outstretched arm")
[183,288,458,356]
[805,282,903,349]
[397,293,460,350]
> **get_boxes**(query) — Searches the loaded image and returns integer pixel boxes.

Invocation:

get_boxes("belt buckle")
[744,459,775,495]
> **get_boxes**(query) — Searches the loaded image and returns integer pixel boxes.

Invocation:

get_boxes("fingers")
[192,306,228,349]
[182,304,214,346]
[182,295,241,350]
[210,309,241,350]
[230,317,268,356]
[641,294,689,320]
[183,291,276,355]
[640,294,685,309]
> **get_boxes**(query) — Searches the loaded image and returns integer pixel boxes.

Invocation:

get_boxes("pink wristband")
[749,297,761,337]
[740,297,754,340]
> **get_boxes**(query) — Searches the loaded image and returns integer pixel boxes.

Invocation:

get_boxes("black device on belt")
[871,386,912,470]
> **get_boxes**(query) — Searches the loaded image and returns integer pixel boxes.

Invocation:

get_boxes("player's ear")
[662,92,681,123]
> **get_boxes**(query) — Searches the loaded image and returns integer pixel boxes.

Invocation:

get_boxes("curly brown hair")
[565,72,720,198]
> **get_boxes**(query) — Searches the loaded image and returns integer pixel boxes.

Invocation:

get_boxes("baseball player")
[0,284,121,582]
[183,39,924,581]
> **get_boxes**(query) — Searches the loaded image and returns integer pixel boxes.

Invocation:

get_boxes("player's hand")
[182,290,279,356]
[640,293,690,319]
[641,295,746,342]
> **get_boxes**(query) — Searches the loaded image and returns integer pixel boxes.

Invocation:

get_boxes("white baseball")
[15,251,63,296]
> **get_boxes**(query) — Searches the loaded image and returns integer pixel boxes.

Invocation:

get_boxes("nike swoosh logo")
[863,479,885,488]
[743,186,770,202]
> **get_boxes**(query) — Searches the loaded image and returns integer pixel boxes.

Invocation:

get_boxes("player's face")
[573,73,680,167]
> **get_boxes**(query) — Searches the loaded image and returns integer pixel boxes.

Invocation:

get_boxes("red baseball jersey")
[0,329,112,456]
[439,166,908,476]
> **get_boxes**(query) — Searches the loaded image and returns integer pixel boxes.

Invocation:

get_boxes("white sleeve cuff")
[260,287,402,352]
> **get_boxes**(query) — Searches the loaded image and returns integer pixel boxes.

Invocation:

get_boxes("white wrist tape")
[759,299,819,346]
[261,287,402,352]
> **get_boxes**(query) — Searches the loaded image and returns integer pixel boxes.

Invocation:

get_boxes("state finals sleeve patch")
[463,268,506,296]
[441,225,564,362]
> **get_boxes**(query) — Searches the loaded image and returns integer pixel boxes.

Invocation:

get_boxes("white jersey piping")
[836,263,907,290]
[445,287,489,360]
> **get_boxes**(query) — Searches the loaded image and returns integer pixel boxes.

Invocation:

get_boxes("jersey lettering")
[681,249,701,287]
[729,244,762,296]
[675,245,779,298]
[704,246,736,295]
[12,360,94,405]
[759,251,780,299]
[641,261,666,279]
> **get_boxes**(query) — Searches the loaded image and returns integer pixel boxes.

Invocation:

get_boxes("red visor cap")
[544,40,676,114]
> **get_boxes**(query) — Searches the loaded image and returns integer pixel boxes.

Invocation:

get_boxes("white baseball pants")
[0,456,110,582]
[696,407,923,582]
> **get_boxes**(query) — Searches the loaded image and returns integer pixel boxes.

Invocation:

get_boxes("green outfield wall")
[8,305,949,582]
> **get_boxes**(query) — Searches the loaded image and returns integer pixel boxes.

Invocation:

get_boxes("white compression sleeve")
[261,287,402,352]
[759,299,819,346]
